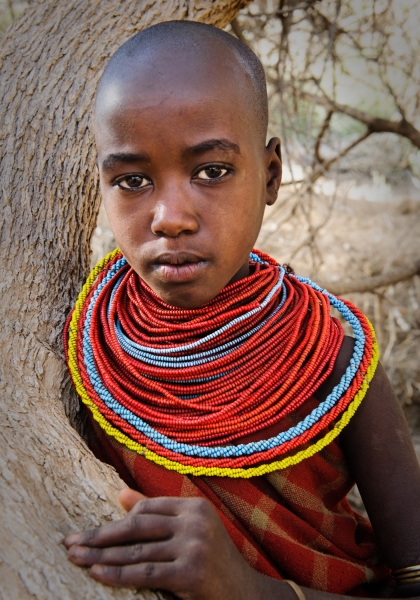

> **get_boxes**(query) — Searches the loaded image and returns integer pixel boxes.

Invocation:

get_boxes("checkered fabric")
[87,397,391,597]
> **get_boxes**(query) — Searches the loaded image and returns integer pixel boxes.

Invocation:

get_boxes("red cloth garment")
[86,405,392,597]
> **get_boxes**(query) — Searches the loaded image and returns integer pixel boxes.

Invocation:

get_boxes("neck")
[227,258,250,287]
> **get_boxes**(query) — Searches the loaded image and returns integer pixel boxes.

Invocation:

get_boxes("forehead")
[95,44,258,148]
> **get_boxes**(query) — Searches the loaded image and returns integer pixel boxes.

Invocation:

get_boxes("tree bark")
[0,1,249,598]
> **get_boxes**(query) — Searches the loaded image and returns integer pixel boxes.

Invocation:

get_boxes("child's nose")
[151,193,199,238]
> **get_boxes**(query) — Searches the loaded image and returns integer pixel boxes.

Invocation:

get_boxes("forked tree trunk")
[0,2,249,598]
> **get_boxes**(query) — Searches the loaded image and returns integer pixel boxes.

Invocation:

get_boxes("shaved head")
[96,20,268,144]
[93,20,281,309]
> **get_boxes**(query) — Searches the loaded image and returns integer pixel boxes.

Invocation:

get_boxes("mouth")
[152,252,209,283]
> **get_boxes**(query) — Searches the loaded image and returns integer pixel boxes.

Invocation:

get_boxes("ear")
[265,137,282,206]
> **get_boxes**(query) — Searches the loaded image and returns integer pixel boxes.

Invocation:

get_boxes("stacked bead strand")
[64,248,379,478]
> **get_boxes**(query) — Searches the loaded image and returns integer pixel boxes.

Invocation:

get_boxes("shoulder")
[314,333,402,440]
[313,333,409,456]
[314,334,355,403]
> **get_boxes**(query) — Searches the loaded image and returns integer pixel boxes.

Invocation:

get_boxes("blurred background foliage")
[0,0,28,32]
[2,0,419,507]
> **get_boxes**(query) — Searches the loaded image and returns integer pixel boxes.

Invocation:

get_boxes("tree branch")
[230,17,248,45]
[317,260,420,296]
[316,128,371,175]
[303,92,420,149]
[280,128,371,187]
[244,1,320,18]
[314,110,333,164]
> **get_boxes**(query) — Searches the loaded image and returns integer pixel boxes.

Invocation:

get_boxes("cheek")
[208,194,264,266]
[218,174,265,240]
[102,194,150,251]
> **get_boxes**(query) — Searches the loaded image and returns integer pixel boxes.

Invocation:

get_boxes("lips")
[152,252,209,283]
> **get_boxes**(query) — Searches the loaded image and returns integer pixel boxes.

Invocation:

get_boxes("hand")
[64,488,272,600]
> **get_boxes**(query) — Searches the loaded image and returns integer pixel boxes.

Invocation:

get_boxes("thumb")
[119,487,147,512]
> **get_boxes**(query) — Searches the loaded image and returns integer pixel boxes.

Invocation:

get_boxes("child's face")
[95,47,281,308]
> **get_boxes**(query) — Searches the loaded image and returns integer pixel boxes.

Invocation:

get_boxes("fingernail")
[67,547,79,563]
[90,564,104,578]
[64,532,82,548]
[68,545,82,558]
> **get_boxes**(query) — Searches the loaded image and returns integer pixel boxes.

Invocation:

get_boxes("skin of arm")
[319,336,420,570]
[65,336,420,599]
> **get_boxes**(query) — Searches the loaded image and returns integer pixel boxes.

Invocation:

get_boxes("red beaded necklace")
[64,249,377,477]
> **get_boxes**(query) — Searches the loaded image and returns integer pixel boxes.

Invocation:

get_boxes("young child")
[63,20,420,600]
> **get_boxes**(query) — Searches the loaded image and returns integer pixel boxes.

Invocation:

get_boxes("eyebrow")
[184,139,240,157]
[100,139,240,173]
[101,152,151,173]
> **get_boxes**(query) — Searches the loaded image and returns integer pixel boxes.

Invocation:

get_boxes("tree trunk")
[0,1,249,598]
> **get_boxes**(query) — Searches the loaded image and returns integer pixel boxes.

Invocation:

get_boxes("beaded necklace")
[64,248,378,478]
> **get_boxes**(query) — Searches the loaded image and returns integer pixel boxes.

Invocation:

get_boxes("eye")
[114,175,151,190]
[195,166,229,180]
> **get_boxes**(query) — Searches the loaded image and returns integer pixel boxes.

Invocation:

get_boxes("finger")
[119,488,147,512]
[89,561,176,589]
[130,495,205,517]
[65,513,175,548]
[68,539,177,567]
[64,493,147,548]
[65,531,83,548]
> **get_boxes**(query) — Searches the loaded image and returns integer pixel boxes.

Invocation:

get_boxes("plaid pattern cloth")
[87,400,392,597]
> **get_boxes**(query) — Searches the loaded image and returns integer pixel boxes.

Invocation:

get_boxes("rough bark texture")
[0,1,249,598]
